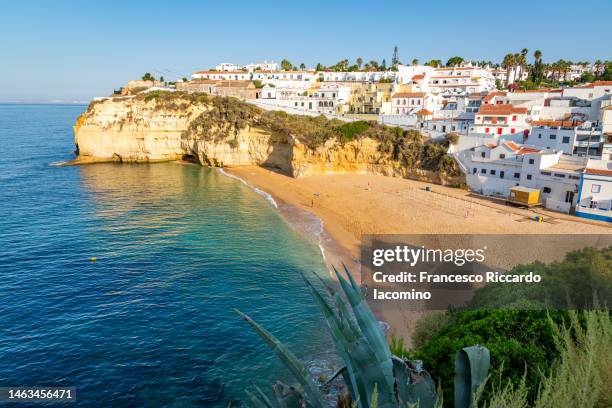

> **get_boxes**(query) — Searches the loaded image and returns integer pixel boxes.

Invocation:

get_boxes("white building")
[576,160,612,222]
[258,83,351,116]
[192,70,250,81]
[391,92,442,115]
[473,104,530,136]
[528,121,604,157]
[321,71,396,82]
[464,141,583,213]
[245,61,279,72]
[396,64,496,96]
[215,62,242,71]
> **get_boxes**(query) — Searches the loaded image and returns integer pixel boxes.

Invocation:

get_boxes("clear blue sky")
[1,0,611,102]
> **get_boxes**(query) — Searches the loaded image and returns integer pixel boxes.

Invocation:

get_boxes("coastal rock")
[74,95,463,185]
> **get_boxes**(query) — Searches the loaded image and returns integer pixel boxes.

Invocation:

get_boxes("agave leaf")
[272,382,307,408]
[245,389,271,408]
[454,345,490,408]
[332,267,396,408]
[253,384,275,408]
[303,274,367,406]
[392,356,438,408]
[234,309,326,408]
[333,266,392,364]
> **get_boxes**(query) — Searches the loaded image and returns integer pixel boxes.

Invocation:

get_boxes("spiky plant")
[235,266,490,407]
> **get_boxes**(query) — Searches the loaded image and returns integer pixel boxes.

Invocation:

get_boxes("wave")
[49,161,70,167]
[216,167,329,261]
[216,168,278,208]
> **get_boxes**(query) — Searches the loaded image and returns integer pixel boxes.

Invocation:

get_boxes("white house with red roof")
[396,64,496,96]
[192,70,251,81]
[575,159,612,222]
[473,104,530,136]
[463,141,586,213]
[391,92,442,115]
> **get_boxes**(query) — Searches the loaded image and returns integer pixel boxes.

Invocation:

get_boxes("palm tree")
[502,53,515,86]
[533,50,543,83]
[513,53,521,82]
[356,57,363,69]
[412,58,419,65]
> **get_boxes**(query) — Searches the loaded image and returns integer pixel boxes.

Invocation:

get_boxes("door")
[565,191,575,204]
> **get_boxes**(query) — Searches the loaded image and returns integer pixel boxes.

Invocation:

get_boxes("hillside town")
[119,52,612,223]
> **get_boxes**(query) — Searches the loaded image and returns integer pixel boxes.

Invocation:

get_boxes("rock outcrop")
[74,94,463,185]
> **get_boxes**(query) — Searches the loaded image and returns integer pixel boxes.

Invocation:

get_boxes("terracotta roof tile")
[392,92,426,98]
[478,104,528,115]
[585,168,612,176]
[483,91,506,103]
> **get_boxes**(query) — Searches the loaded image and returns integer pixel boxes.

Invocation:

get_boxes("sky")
[1,0,611,102]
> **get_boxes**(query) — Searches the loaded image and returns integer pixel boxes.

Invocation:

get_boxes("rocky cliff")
[74,92,463,185]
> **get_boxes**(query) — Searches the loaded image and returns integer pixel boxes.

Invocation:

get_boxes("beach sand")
[226,166,611,340]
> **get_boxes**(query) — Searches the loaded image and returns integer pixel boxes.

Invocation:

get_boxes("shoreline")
[224,165,611,341]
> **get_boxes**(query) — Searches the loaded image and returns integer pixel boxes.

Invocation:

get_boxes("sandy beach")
[226,166,611,339]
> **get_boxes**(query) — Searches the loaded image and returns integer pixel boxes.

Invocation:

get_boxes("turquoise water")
[0,104,334,406]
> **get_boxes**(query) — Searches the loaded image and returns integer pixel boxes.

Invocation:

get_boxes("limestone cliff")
[74,93,463,185]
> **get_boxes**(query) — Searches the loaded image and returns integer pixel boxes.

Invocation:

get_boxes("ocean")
[0,104,335,406]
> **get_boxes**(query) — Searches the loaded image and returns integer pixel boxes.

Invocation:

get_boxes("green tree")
[315,63,325,71]
[412,58,419,65]
[392,45,399,66]
[280,59,293,71]
[425,59,442,68]
[141,72,155,81]
[356,57,363,68]
[445,56,464,67]
[299,63,306,70]
[502,53,515,85]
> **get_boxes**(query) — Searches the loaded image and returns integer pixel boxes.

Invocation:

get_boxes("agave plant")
[235,266,490,408]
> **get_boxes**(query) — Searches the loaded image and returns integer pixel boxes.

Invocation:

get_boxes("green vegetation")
[475,309,611,408]
[252,80,264,89]
[446,56,465,67]
[404,246,612,407]
[470,246,612,310]
[237,267,490,408]
[141,72,155,81]
[280,59,293,71]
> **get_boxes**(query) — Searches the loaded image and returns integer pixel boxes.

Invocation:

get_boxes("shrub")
[411,311,450,349]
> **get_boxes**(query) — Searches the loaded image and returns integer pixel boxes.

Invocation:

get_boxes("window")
[526,174,532,180]
[590,200,598,209]
[481,152,486,158]
[481,169,487,174]
[473,168,477,174]
[543,187,552,194]
[549,134,557,140]
[512,115,517,121]
[553,173,566,178]
[511,128,516,134]
[485,127,490,133]
[592,184,601,193]
[529,159,535,164]
[538,133,542,139]
[541,171,551,176]
[499,154,506,159]
[569,175,580,180]
[497,128,502,135]
[514,172,520,179]
[562,136,570,143]
[500,171,505,178]
[490,169,496,175]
